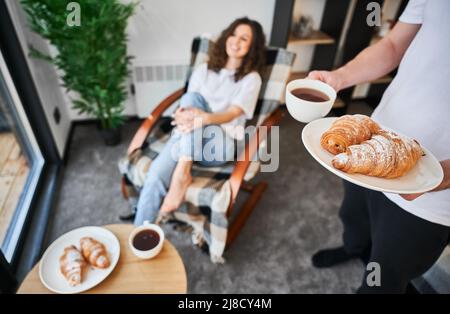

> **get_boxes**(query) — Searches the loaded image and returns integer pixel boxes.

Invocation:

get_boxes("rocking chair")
[119,36,295,262]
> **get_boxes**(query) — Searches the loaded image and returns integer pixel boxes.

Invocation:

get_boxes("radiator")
[132,63,189,118]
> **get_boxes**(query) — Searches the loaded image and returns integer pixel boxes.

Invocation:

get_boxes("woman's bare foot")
[160,158,193,213]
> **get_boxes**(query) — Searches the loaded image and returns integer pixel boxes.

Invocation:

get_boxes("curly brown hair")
[208,17,266,82]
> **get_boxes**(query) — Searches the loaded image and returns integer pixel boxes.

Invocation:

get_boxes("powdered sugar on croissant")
[59,245,87,286]
[80,237,110,268]
[332,130,423,178]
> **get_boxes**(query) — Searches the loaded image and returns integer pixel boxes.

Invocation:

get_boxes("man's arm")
[308,22,421,91]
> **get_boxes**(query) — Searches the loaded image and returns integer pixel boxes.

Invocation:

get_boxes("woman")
[134,17,266,225]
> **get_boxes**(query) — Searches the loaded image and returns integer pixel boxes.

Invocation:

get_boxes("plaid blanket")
[119,37,295,263]
[118,118,260,263]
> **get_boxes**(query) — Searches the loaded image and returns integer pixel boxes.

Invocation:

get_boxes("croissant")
[321,115,380,155]
[332,130,424,178]
[80,237,110,268]
[59,245,87,286]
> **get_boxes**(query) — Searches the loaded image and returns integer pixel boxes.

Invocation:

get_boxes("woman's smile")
[226,24,252,60]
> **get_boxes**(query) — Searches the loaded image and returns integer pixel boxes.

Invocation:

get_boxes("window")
[0,51,44,262]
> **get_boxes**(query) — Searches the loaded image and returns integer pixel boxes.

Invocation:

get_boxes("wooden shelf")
[288,30,335,45]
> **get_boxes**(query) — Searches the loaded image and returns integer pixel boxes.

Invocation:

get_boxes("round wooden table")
[17,224,187,294]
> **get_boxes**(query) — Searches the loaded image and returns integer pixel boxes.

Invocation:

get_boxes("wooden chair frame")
[122,87,284,248]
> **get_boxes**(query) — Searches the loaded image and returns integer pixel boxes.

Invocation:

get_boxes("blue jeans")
[134,92,235,225]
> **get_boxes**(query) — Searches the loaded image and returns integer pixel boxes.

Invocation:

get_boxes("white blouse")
[187,63,262,140]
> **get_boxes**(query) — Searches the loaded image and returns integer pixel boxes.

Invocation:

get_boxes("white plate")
[301,117,444,194]
[39,226,120,294]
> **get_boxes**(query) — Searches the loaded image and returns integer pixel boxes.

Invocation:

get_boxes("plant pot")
[97,124,121,146]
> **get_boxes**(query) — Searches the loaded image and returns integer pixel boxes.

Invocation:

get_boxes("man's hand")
[401,159,450,201]
[307,70,345,92]
[400,192,423,201]
[172,107,209,133]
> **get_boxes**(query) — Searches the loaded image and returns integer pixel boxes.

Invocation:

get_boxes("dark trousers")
[339,180,450,294]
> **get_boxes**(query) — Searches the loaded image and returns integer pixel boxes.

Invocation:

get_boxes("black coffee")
[291,88,329,102]
[133,229,160,251]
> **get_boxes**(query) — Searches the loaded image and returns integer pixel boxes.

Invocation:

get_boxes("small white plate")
[39,226,120,294]
[301,117,444,194]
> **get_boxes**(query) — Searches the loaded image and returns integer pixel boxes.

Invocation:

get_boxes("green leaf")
[21,0,138,129]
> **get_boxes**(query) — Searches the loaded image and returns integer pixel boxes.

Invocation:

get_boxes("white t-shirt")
[187,63,262,140]
[371,0,450,226]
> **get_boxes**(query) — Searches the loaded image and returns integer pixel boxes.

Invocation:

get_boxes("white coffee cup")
[128,221,164,259]
[285,79,337,123]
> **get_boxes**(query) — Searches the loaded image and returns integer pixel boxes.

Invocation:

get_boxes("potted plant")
[21,0,136,145]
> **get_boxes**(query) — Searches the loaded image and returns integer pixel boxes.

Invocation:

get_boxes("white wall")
[6,1,71,157]
[287,0,327,73]
[127,0,275,65]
